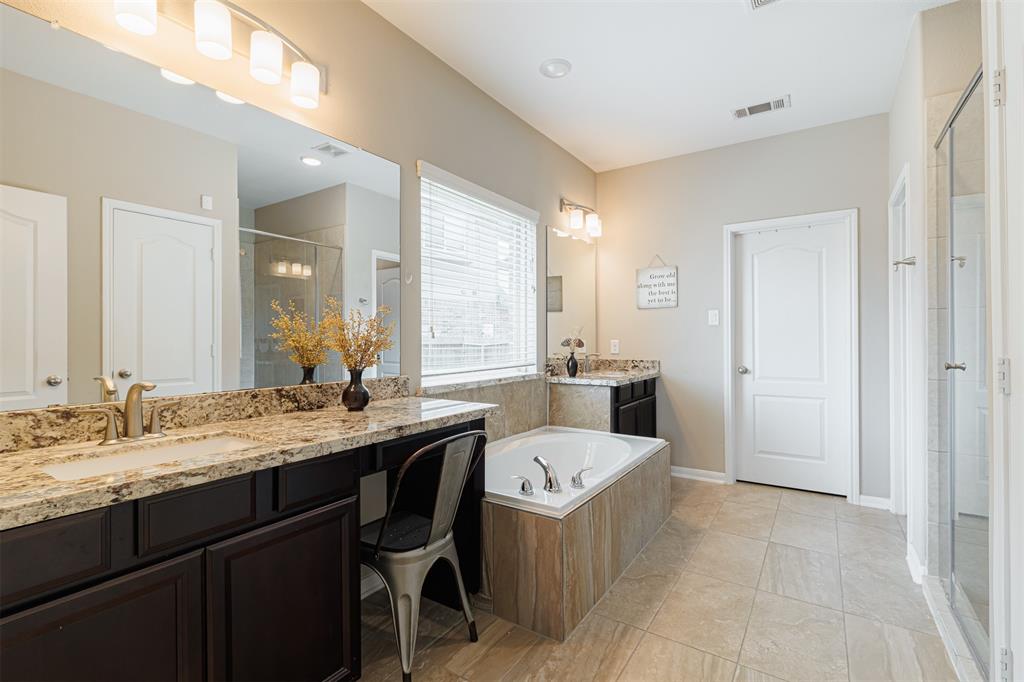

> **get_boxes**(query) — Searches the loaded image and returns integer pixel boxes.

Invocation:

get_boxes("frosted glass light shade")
[586,213,602,237]
[249,31,282,85]
[115,0,157,35]
[291,262,303,276]
[276,261,287,274]
[302,265,312,277]
[290,61,320,109]
[569,208,584,231]
[194,0,232,61]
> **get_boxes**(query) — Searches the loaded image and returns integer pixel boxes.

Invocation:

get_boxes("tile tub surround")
[421,375,547,442]
[0,376,410,455]
[548,384,612,431]
[484,444,671,640]
[0,397,497,531]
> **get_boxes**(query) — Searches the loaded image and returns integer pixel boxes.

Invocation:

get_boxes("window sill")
[418,369,544,396]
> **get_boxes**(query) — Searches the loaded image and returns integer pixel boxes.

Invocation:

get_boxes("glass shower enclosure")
[934,66,989,675]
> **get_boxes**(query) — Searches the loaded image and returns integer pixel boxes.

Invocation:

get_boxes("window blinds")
[419,163,538,381]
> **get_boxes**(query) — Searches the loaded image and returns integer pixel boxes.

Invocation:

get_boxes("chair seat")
[361,511,433,554]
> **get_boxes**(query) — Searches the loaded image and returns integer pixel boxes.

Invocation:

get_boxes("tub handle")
[512,475,535,496]
[570,467,593,489]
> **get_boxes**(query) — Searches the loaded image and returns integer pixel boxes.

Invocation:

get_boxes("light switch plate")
[201,194,213,210]
[610,339,620,354]
[707,309,720,326]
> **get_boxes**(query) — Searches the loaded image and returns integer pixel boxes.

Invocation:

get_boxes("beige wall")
[0,68,239,404]
[922,0,982,97]
[4,0,597,398]
[546,231,597,355]
[596,115,891,497]
[254,184,345,238]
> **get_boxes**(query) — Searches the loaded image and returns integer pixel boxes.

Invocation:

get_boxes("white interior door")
[733,213,855,495]
[377,266,401,376]
[0,185,68,410]
[103,199,219,398]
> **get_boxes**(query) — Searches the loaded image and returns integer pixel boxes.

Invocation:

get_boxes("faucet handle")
[570,467,593,489]
[92,376,119,402]
[80,407,121,445]
[511,475,534,496]
[133,381,157,392]
[148,401,179,438]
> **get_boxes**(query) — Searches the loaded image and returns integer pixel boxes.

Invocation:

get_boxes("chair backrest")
[373,430,487,557]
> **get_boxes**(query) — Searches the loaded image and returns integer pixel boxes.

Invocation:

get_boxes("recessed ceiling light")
[215,90,245,104]
[539,58,571,79]
[160,68,194,85]
[300,156,322,167]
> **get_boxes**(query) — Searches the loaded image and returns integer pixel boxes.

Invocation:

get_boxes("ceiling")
[1,4,400,208]
[366,0,953,172]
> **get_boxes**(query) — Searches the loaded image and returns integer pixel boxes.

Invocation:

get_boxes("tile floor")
[359,479,958,682]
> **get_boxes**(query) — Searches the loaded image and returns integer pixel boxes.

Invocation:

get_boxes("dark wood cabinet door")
[636,396,657,438]
[616,401,639,436]
[0,550,203,682]
[206,496,359,682]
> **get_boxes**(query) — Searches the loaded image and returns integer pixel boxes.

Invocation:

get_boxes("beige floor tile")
[709,501,776,540]
[593,551,681,629]
[507,613,643,682]
[758,542,843,609]
[841,554,939,635]
[838,520,907,562]
[845,613,958,682]
[673,480,732,507]
[641,516,706,568]
[732,666,785,682]
[770,510,838,554]
[672,500,723,530]
[779,490,839,518]
[836,502,904,534]
[442,616,541,680]
[726,483,782,510]
[686,530,767,587]
[618,632,737,681]
[739,591,848,682]
[648,571,755,660]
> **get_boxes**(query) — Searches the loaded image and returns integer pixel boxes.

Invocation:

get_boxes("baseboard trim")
[906,543,926,585]
[858,495,891,510]
[670,466,727,484]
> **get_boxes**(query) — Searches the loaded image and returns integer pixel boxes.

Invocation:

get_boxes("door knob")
[737,365,750,375]
[118,368,133,379]
[944,362,967,372]
[45,375,63,387]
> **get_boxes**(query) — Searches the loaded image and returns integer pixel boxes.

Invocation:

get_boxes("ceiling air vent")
[748,0,783,10]
[311,141,349,158]
[732,94,791,119]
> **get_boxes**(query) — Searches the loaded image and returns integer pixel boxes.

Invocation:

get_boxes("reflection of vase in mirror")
[566,352,578,377]
[300,366,317,385]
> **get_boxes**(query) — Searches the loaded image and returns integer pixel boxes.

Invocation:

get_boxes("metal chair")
[360,430,486,682]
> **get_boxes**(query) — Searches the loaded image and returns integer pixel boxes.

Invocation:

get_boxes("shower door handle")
[944,362,967,372]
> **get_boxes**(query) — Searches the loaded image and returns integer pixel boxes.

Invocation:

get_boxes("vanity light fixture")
[300,156,322,167]
[585,213,602,238]
[194,0,232,60]
[560,198,601,240]
[215,90,245,104]
[160,68,195,85]
[249,30,283,85]
[569,208,584,231]
[115,0,158,36]
[290,61,321,109]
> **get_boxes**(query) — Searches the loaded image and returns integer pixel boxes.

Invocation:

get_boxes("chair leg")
[441,543,477,642]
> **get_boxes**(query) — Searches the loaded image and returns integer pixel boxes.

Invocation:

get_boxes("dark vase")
[300,366,317,385]
[342,368,371,411]
[566,352,578,378]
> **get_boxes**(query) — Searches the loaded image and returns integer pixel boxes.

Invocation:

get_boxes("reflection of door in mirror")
[103,199,220,399]
[0,185,68,410]
[372,252,401,377]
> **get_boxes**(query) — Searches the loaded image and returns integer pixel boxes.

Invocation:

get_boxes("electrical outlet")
[610,339,620,354]
[707,309,720,326]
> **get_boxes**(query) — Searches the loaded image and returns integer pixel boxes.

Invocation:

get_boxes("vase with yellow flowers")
[268,299,330,385]
[323,297,396,411]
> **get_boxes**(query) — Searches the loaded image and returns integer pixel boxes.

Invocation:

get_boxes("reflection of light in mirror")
[552,229,570,238]
[291,262,303,276]
[291,62,321,109]
[300,156,322,167]
[160,68,195,85]
[249,31,283,85]
[215,90,245,104]
[302,265,312,277]
[114,0,157,36]
[194,0,233,61]
[276,261,288,275]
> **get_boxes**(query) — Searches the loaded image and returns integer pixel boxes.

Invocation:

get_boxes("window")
[419,161,538,385]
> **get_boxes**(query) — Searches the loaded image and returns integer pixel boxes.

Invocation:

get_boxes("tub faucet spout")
[533,456,562,493]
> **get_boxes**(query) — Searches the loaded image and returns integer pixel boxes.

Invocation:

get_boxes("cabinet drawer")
[615,383,633,403]
[640,378,656,398]
[368,424,470,473]
[0,508,111,607]
[138,474,257,557]
[276,451,358,513]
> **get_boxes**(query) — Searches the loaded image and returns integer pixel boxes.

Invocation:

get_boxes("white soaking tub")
[485,426,667,519]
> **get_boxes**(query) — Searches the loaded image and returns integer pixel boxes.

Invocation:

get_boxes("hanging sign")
[636,266,678,309]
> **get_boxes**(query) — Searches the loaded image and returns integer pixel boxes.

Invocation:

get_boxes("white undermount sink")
[40,434,261,481]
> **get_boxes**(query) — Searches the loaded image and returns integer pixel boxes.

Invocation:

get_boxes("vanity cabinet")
[612,379,657,438]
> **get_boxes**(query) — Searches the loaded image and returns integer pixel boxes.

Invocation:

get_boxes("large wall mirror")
[546,228,596,360]
[1,4,400,410]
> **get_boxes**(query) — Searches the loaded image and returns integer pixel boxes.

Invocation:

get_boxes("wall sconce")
[560,198,602,240]
[114,0,325,110]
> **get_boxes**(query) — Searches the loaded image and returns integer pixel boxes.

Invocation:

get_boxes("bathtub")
[485,426,667,519]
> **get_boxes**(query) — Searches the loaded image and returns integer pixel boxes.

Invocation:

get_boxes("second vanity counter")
[0,396,497,531]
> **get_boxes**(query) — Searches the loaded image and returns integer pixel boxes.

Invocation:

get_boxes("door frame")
[369,249,401,378]
[888,164,912,517]
[722,208,860,502]
[101,198,223,391]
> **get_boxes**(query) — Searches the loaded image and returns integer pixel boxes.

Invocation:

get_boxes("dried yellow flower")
[322,296,395,370]
[268,299,329,368]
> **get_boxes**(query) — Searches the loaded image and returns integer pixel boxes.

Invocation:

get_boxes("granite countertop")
[0,397,497,531]
[546,369,661,387]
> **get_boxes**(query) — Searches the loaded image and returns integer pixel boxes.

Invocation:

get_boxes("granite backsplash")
[544,357,660,376]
